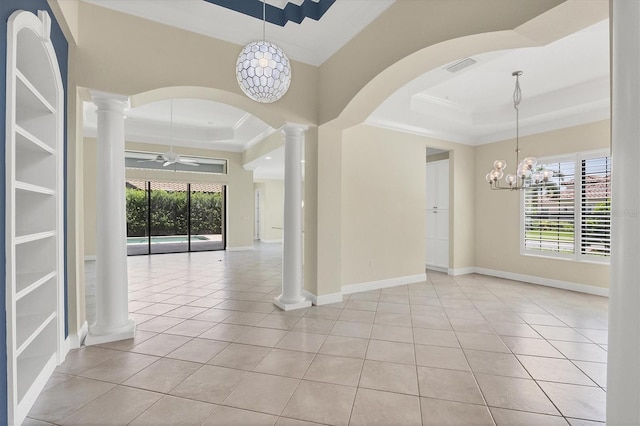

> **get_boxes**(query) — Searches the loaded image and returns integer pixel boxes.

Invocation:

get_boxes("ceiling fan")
[138,99,198,167]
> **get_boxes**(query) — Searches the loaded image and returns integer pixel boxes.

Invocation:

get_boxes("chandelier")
[236,1,291,103]
[485,71,553,190]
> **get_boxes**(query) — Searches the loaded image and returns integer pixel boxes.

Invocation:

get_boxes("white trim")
[448,267,476,276]
[260,239,282,244]
[473,267,609,297]
[342,273,427,295]
[85,255,97,261]
[225,246,255,252]
[61,337,71,363]
[426,265,448,273]
[69,321,88,349]
[303,289,344,306]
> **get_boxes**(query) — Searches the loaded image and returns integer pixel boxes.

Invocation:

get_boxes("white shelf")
[16,125,55,154]
[15,180,55,195]
[16,271,56,298]
[15,231,55,246]
[15,69,55,114]
[16,312,56,357]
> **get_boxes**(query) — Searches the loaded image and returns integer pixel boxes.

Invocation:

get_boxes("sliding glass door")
[126,180,225,255]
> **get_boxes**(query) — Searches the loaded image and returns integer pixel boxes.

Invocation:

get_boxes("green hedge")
[126,187,222,237]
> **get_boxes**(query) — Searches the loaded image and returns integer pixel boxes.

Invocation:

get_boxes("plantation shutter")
[523,159,576,255]
[580,156,611,258]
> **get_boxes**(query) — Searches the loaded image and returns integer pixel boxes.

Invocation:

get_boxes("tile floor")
[27,244,608,425]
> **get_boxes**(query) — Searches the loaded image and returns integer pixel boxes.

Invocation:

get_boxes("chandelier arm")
[262,0,266,42]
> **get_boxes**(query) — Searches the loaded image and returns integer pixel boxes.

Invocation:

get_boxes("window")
[522,151,611,263]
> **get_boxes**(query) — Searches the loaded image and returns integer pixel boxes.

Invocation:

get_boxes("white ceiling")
[367,19,610,145]
[80,0,395,66]
[83,98,274,152]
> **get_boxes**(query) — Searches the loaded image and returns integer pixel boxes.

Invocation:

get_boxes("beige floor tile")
[282,380,356,426]
[123,358,201,393]
[417,366,484,405]
[28,377,115,423]
[198,323,251,342]
[257,314,302,330]
[223,372,300,415]
[531,325,591,342]
[456,331,510,352]
[379,294,410,304]
[223,311,269,326]
[538,381,606,422]
[337,309,376,323]
[203,406,278,425]
[413,328,459,347]
[377,302,411,314]
[490,407,569,425]
[129,333,191,356]
[374,312,413,327]
[254,348,316,378]
[566,418,604,426]
[370,324,414,343]
[465,350,530,378]
[501,336,565,358]
[276,417,325,426]
[350,388,422,426]
[330,320,373,338]
[420,398,494,425]
[58,386,162,425]
[411,314,453,330]
[41,373,74,392]
[345,299,378,312]
[366,339,415,364]
[136,316,185,333]
[303,354,363,386]
[163,319,216,337]
[415,345,469,371]
[318,335,369,359]
[235,326,289,347]
[550,341,608,363]
[276,331,327,352]
[95,330,157,352]
[129,395,216,426]
[517,355,594,385]
[490,322,541,339]
[303,306,342,320]
[349,292,380,302]
[170,365,248,403]
[78,352,159,384]
[209,343,270,370]
[23,418,54,426]
[475,373,559,415]
[519,313,567,326]
[136,303,182,316]
[575,328,608,345]
[359,359,418,395]
[292,317,336,334]
[574,361,607,387]
[56,347,122,375]
[166,338,229,363]
[192,308,234,323]
[450,318,496,334]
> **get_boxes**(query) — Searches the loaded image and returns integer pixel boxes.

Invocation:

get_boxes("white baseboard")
[303,289,344,306]
[226,246,255,252]
[342,273,427,295]
[448,267,476,276]
[425,265,447,273]
[69,321,88,349]
[84,255,96,261]
[473,267,609,297]
[61,337,71,363]
[260,239,282,244]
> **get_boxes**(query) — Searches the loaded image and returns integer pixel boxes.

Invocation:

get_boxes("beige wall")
[340,124,475,286]
[255,179,284,242]
[474,120,611,288]
[83,139,254,255]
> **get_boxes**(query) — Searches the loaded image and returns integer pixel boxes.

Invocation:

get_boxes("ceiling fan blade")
[163,161,175,167]
[177,158,199,166]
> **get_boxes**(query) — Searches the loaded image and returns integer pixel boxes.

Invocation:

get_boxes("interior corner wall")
[474,120,611,288]
[83,139,255,255]
[341,124,427,285]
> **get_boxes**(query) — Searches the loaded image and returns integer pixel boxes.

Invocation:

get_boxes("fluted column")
[85,91,136,345]
[274,124,312,311]
[608,1,640,423]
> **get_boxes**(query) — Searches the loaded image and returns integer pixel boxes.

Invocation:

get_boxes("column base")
[84,319,136,346]
[273,295,312,311]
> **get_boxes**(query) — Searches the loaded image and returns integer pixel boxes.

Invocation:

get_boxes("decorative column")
[274,124,312,311]
[608,1,640,423]
[85,91,136,345]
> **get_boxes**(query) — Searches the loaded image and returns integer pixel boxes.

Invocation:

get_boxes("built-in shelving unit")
[6,10,66,425]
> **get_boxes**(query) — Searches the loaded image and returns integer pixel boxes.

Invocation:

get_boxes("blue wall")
[1,1,68,422]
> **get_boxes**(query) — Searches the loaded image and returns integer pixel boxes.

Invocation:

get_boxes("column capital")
[281,123,309,138]
[90,90,130,114]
